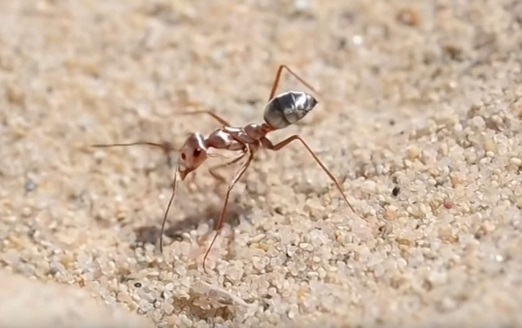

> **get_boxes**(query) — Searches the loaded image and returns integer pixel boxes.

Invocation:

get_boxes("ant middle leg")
[175,110,231,127]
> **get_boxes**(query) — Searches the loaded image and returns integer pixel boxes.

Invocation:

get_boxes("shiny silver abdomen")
[263,91,318,129]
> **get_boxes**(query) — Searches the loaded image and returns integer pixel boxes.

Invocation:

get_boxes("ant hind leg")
[261,135,356,214]
[268,65,320,101]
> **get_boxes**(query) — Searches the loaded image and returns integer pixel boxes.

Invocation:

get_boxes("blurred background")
[1,1,521,327]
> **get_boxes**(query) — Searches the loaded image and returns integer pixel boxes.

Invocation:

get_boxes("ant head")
[178,132,208,180]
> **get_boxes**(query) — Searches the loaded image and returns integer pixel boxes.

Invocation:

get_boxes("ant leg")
[268,64,320,101]
[261,136,356,214]
[175,110,231,127]
[203,149,253,273]
[92,141,176,168]
[208,153,246,183]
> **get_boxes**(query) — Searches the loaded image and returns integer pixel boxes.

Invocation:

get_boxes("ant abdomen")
[263,91,318,129]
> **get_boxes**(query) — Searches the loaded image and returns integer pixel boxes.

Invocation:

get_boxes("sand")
[1,0,522,327]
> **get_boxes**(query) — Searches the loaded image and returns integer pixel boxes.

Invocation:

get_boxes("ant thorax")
[263,91,318,129]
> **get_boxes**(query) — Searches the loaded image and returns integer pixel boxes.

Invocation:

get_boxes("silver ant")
[93,65,357,272]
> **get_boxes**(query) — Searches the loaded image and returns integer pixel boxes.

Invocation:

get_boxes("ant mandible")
[93,65,357,273]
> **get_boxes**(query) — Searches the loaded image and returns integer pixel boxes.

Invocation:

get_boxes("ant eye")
[193,149,201,157]
[181,153,186,160]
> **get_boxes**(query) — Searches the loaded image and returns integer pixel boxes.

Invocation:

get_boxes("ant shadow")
[132,197,251,253]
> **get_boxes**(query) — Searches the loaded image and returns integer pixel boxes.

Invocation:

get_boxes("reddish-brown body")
[93,65,357,273]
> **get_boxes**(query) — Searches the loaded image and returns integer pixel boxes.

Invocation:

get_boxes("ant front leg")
[208,153,246,184]
[268,65,320,101]
[202,149,253,273]
[261,135,356,214]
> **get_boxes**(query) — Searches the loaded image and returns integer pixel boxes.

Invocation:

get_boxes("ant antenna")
[92,141,177,167]
[159,158,180,253]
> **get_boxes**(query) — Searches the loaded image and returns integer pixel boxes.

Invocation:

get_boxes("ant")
[93,65,357,272]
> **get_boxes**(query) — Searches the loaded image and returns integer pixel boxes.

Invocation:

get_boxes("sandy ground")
[1,0,522,327]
